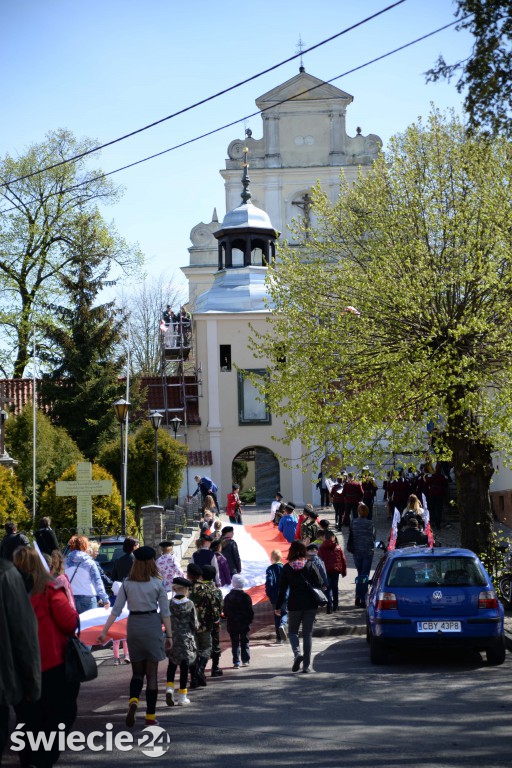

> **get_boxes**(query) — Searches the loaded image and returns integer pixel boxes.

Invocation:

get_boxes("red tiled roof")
[0,379,43,414]
[0,376,201,426]
[187,450,212,466]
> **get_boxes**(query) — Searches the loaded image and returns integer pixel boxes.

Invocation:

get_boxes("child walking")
[223,575,254,668]
[166,576,197,707]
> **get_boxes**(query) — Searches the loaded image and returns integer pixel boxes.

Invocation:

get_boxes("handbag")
[65,618,98,683]
[347,529,355,554]
[300,571,328,607]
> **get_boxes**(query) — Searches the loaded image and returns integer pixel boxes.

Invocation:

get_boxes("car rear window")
[386,557,487,588]
[97,544,123,564]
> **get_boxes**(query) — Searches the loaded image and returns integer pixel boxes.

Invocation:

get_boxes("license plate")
[417,620,461,633]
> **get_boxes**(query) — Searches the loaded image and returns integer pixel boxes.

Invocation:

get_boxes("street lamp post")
[149,411,163,505]
[113,398,130,536]
[170,416,182,440]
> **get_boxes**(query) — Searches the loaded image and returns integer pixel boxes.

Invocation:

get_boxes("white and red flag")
[421,493,435,548]
[388,507,401,550]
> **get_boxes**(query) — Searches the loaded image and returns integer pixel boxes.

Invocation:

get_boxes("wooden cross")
[56,462,113,531]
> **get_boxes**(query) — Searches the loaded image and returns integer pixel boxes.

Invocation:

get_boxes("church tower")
[183,67,381,309]
[182,68,382,506]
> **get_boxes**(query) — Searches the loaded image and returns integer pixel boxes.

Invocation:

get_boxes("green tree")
[4,404,83,503]
[253,111,512,554]
[426,1,512,137]
[38,463,136,533]
[0,466,30,528]
[97,421,187,514]
[0,129,142,377]
[39,215,137,459]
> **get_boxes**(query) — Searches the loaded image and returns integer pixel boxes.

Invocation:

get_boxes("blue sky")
[0,0,472,298]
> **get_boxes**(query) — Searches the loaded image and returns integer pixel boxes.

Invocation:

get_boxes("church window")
[237,369,271,425]
[220,345,231,372]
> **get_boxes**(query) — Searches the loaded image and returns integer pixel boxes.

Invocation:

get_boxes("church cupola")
[214,147,279,271]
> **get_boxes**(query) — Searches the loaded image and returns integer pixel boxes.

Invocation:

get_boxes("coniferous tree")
[40,214,132,459]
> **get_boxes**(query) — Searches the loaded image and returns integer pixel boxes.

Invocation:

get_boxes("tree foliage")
[38,462,136,533]
[0,466,30,528]
[252,111,512,553]
[39,217,136,459]
[4,404,83,503]
[0,129,142,377]
[97,421,187,513]
[426,1,512,137]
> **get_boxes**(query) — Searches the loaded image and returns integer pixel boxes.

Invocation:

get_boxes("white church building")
[177,67,382,508]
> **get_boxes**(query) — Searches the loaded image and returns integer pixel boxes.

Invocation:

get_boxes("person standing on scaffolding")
[179,306,192,346]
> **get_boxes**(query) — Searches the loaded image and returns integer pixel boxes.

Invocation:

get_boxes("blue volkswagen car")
[366,547,506,665]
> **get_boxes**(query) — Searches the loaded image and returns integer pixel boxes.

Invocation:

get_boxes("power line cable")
[0,1,407,190]
[0,15,467,216]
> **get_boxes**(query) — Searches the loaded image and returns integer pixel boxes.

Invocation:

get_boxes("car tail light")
[377,591,397,610]
[478,590,498,609]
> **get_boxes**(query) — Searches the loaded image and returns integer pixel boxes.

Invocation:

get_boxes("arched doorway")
[232,446,280,505]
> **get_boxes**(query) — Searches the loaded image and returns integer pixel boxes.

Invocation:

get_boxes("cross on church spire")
[296,35,306,72]
[241,146,251,204]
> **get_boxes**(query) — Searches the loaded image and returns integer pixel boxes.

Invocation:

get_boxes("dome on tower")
[220,201,274,232]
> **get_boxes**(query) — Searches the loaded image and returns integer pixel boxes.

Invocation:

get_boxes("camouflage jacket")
[190,580,223,632]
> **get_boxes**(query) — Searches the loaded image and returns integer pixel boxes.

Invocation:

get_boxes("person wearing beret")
[165,577,196,707]
[97,546,172,728]
[220,527,242,576]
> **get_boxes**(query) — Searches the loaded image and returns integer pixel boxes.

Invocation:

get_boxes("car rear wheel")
[370,634,388,665]
[499,575,512,610]
[486,637,506,666]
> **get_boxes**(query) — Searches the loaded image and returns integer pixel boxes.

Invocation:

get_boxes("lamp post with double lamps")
[113,398,130,536]
[149,411,163,506]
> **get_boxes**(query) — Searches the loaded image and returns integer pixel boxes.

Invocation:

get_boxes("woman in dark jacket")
[275,540,324,674]
[350,503,376,607]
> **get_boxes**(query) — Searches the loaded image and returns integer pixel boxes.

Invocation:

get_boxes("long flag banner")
[80,521,288,644]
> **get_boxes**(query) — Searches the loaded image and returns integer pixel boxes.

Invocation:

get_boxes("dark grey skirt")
[126,613,165,662]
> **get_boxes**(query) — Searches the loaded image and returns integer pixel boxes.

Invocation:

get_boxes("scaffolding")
[158,315,201,438]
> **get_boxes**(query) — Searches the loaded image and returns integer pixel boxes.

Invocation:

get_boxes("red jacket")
[318,540,347,576]
[340,481,364,504]
[31,583,79,672]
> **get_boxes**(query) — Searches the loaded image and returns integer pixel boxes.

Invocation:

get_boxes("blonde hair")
[270,549,282,563]
[88,541,100,557]
[406,494,422,513]
[128,558,160,582]
[13,546,54,594]
[203,495,216,512]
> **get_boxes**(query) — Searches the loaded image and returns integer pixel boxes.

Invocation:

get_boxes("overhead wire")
[0,1,407,189]
[0,14,468,216]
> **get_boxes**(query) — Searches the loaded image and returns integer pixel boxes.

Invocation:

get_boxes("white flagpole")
[124,322,131,493]
[32,329,37,524]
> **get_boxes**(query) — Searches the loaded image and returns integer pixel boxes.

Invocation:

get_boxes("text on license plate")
[417,620,461,633]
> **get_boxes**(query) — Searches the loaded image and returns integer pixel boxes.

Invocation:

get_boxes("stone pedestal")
[141,504,164,549]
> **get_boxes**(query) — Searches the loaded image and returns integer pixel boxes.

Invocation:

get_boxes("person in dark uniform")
[111,537,140,582]
[34,516,59,556]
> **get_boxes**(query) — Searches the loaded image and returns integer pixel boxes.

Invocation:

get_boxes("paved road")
[5,631,510,768]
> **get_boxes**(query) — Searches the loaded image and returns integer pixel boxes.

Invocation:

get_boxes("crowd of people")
[1,468,446,761]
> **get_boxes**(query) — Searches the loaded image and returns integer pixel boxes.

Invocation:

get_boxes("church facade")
[180,68,382,508]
